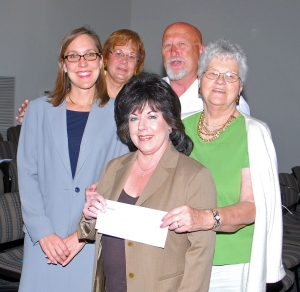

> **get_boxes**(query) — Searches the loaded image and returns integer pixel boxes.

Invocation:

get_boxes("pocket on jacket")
[159,270,184,281]
[158,271,184,291]
[42,184,69,191]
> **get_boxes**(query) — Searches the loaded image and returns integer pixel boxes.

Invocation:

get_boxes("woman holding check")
[78,73,217,292]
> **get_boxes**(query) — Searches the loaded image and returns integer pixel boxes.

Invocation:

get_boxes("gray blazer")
[17,96,128,292]
[18,96,128,242]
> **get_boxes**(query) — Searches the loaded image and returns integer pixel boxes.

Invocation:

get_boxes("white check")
[95,200,168,248]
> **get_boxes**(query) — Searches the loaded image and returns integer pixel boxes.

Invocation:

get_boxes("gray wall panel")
[131,0,300,172]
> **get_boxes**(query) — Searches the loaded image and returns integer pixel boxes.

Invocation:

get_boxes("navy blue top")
[67,110,89,178]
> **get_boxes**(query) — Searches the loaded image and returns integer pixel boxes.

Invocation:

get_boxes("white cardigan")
[242,113,285,291]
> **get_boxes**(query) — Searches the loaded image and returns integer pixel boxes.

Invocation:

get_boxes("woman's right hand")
[15,99,30,123]
[83,182,107,221]
[39,233,70,265]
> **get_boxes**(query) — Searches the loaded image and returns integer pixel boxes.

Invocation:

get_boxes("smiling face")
[62,34,103,93]
[129,104,170,157]
[106,40,138,86]
[162,23,204,81]
[200,57,243,110]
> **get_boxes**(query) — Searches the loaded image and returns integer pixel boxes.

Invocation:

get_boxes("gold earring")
[134,69,138,76]
[198,87,202,95]
[236,94,240,105]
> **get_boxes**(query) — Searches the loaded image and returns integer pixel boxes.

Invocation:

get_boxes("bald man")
[162,22,250,119]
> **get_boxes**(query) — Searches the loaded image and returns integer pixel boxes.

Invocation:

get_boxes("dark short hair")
[115,72,193,155]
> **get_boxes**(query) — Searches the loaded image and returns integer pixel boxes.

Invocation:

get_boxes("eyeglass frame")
[203,69,241,83]
[63,52,102,62]
[109,50,139,62]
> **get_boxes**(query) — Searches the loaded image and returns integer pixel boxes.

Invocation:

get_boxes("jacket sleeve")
[77,161,111,242]
[17,100,55,244]
[77,214,97,241]
[179,167,217,292]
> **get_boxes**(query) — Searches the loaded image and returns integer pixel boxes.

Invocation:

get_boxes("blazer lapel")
[106,143,179,205]
[75,101,111,176]
[47,101,72,177]
[109,152,137,201]
[136,144,179,206]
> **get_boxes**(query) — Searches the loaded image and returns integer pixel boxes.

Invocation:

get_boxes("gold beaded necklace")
[197,111,236,143]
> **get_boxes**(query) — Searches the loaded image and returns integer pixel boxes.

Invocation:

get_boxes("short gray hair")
[198,39,248,83]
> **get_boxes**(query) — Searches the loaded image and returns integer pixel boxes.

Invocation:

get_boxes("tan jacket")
[78,144,217,292]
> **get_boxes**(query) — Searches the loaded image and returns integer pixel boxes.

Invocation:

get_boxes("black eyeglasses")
[63,52,101,62]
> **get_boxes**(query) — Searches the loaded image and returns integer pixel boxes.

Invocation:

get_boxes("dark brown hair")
[115,72,193,155]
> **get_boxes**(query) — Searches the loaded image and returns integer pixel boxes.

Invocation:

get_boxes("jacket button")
[128,241,134,247]
[75,187,80,193]
[128,273,134,278]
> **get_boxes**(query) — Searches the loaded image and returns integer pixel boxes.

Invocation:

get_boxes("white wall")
[130,0,300,173]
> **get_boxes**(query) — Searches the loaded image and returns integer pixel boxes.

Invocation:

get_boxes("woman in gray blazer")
[79,73,217,292]
[17,26,128,292]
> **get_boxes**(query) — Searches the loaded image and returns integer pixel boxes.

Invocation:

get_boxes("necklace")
[203,120,225,127]
[68,95,76,105]
[197,111,236,143]
[136,158,158,177]
[68,95,93,107]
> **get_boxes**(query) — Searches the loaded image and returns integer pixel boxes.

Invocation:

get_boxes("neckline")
[197,111,242,144]
[67,109,90,113]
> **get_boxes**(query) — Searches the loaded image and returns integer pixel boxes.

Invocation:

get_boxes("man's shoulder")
[162,76,169,83]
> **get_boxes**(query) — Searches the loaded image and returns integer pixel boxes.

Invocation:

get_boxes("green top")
[183,112,254,265]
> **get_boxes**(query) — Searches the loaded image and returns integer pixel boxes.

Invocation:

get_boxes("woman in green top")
[161,39,284,291]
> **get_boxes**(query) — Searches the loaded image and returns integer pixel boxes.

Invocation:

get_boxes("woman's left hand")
[83,185,107,221]
[161,206,214,232]
[61,232,85,266]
